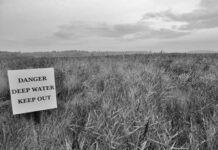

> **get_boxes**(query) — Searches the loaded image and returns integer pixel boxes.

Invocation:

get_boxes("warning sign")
[8,68,57,115]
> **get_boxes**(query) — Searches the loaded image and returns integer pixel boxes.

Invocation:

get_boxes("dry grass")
[0,54,218,150]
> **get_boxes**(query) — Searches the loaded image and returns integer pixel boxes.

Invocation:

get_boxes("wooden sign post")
[8,68,57,115]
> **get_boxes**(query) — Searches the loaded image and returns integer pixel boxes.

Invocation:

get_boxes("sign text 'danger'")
[8,68,57,115]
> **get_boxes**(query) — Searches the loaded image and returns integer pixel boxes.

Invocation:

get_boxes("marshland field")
[0,52,218,150]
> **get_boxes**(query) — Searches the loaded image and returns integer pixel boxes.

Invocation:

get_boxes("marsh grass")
[0,54,218,149]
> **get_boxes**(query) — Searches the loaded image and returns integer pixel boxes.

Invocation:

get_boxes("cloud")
[143,0,218,30]
[55,0,218,41]
[54,21,189,40]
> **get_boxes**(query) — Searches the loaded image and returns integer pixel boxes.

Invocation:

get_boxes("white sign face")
[8,68,57,115]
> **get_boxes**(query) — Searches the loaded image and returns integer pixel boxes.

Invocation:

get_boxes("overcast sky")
[0,0,218,52]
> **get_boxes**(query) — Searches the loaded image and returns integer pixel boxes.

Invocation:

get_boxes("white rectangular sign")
[8,68,57,115]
